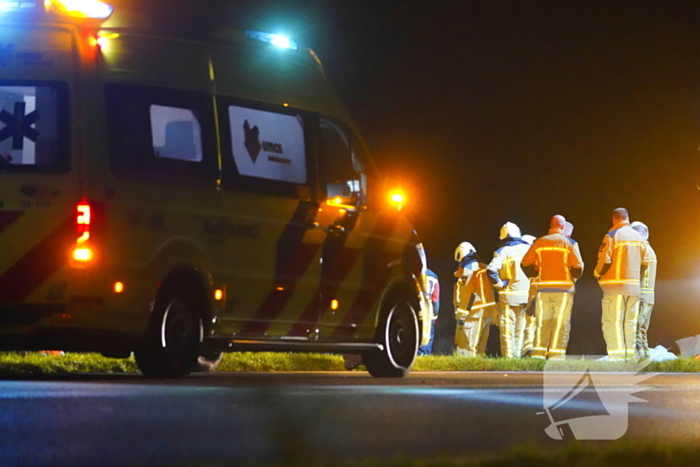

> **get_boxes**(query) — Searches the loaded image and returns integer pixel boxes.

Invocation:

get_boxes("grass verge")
[0,352,138,376]
[0,352,698,375]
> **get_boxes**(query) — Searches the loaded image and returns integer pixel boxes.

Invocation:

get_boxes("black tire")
[195,352,223,372]
[363,296,419,377]
[134,290,202,378]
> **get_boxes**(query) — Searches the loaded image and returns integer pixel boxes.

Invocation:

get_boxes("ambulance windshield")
[0,82,69,172]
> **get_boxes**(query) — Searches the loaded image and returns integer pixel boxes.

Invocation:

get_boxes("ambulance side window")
[150,105,203,162]
[0,82,70,172]
[319,118,366,206]
[105,84,216,180]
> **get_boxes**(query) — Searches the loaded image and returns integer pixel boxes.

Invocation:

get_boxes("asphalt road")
[0,371,699,466]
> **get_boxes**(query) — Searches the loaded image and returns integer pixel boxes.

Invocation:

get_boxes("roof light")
[244,30,298,50]
[0,1,37,12]
[44,0,114,19]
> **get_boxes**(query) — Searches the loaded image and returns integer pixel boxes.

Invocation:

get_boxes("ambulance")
[0,0,431,377]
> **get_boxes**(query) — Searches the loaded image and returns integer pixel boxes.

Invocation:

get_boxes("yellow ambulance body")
[0,1,430,377]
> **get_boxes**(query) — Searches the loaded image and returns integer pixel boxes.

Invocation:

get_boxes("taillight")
[72,198,93,267]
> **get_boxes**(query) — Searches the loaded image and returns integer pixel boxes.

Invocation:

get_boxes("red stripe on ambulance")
[0,216,73,302]
[287,246,363,337]
[333,215,401,337]
[0,210,23,234]
[238,202,321,336]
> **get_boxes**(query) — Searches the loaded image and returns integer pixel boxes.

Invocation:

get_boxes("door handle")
[328,224,346,236]
[302,221,320,230]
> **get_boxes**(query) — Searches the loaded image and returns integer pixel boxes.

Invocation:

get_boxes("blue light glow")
[0,1,37,12]
[244,30,298,50]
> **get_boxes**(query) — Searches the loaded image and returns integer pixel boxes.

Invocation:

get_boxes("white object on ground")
[676,335,700,357]
[594,345,677,362]
[649,345,678,362]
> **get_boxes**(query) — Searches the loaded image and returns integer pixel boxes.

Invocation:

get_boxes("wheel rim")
[385,301,418,369]
[160,300,199,358]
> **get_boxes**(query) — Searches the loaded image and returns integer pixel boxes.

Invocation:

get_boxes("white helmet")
[630,221,649,241]
[500,222,521,240]
[455,242,476,262]
[522,234,536,245]
[564,222,574,238]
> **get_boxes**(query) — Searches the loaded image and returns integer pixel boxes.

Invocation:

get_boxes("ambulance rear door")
[0,24,77,309]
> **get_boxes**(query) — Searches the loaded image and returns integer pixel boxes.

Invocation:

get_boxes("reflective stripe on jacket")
[640,242,657,304]
[595,223,650,296]
[486,241,531,306]
[521,228,584,293]
[454,262,496,319]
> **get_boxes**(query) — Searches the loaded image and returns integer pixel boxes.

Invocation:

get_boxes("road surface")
[0,372,698,465]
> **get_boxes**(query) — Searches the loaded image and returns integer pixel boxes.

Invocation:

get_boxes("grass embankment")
[0,352,699,375]
[412,354,700,373]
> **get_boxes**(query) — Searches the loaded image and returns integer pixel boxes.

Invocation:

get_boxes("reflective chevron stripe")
[333,214,401,337]
[0,215,73,303]
[238,202,322,336]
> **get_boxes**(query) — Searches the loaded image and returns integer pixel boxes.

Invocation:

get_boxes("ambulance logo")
[539,359,655,440]
[0,102,41,150]
[243,120,261,163]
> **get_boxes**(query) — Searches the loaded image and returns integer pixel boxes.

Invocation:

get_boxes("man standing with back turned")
[487,222,531,358]
[521,215,584,360]
[594,208,650,361]
[630,221,657,359]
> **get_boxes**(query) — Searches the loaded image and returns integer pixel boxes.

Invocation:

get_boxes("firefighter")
[454,242,495,357]
[630,221,657,359]
[594,208,650,361]
[521,234,537,357]
[521,215,584,360]
[418,268,440,355]
[487,222,531,358]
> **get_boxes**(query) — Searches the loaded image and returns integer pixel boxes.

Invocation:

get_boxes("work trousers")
[601,293,640,361]
[532,292,574,360]
[417,320,436,355]
[522,314,537,357]
[455,306,492,357]
[498,304,527,358]
[635,300,654,359]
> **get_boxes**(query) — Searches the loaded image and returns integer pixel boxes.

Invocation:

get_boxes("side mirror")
[326,181,363,208]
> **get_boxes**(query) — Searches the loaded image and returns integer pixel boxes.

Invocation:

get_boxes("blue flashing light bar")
[0,0,114,19]
[0,1,37,12]
[244,30,298,50]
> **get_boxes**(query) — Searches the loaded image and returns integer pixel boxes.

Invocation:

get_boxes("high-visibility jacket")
[426,269,441,317]
[521,228,584,293]
[640,242,657,304]
[486,239,531,306]
[595,222,650,296]
[568,238,582,292]
[454,261,496,320]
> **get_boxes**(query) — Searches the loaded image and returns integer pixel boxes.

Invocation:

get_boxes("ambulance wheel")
[363,297,419,378]
[195,352,223,372]
[135,291,202,378]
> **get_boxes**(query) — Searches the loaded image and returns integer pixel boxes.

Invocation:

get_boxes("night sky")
[119,0,700,354]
